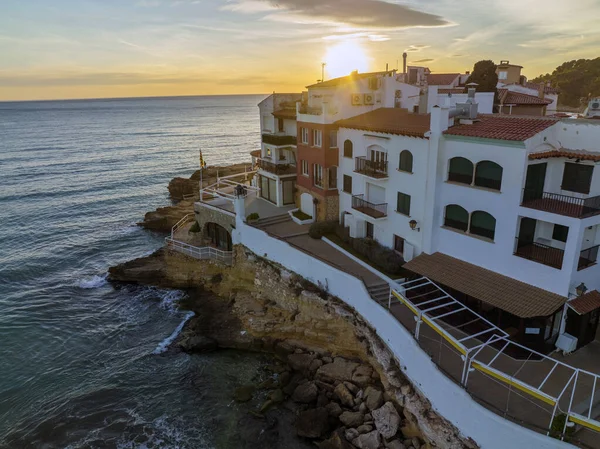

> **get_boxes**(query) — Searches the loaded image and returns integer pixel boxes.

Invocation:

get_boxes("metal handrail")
[514,238,564,269]
[171,214,194,239]
[355,156,388,178]
[351,194,388,218]
[257,158,296,175]
[261,133,297,146]
[521,189,600,218]
[579,244,600,270]
[165,238,233,265]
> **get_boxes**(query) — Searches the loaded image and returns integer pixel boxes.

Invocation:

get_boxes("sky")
[1,0,599,101]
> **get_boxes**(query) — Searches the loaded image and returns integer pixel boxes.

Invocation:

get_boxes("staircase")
[254,213,292,228]
[366,282,391,305]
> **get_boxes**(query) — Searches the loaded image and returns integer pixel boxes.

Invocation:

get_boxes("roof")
[443,115,558,141]
[439,88,466,94]
[529,148,600,162]
[335,108,431,138]
[250,149,261,158]
[306,71,395,89]
[427,73,460,86]
[403,252,566,318]
[523,82,560,95]
[273,109,297,119]
[498,89,552,106]
[569,290,600,315]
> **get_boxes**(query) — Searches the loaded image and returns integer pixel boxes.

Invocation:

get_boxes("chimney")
[402,52,407,74]
[538,82,545,100]
[465,71,470,75]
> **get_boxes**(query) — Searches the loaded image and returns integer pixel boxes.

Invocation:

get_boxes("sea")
[0,95,279,448]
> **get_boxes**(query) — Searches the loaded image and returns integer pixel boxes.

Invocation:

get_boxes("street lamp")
[409,220,420,232]
[576,282,588,296]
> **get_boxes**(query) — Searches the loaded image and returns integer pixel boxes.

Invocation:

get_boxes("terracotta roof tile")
[427,73,460,86]
[335,108,430,138]
[403,252,566,318]
[529,148,600,162]
[443,115,558,141]
[523,82,560,94]
[569,290,600,315]
[306,71,395,89]
[250,149,261,157]
[439,88,466,94]
[499,88,553,106]
[273,109,297,119]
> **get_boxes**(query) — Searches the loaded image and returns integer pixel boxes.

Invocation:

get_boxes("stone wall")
[295,185,339,222]
[194,203,235,243]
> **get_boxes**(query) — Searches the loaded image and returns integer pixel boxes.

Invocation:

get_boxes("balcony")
[521,190,600,218]
[257,158,297,176]
[298,104,323,115]
[262,133,297,146]
[514,238,564,269]
[352,194,388,219]
[354,157,388,179]
[579,245,599,271]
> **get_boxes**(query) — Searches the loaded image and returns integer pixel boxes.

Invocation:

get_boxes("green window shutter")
[397,192,411,215]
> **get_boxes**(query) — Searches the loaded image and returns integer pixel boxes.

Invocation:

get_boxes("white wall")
[233,220,575,449]
[427,86,494,114]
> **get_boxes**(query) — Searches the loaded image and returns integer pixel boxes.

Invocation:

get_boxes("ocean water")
[0,95,273,448]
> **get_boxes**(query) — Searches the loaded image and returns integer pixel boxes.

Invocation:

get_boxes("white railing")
[165,238,233,265]
[171,214,195,239]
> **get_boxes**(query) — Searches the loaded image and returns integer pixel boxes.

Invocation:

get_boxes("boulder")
[325,402,343,418]
[334,383,354,407]
[318,429,355,449]
[309,359,324,373]
[292,382,318,403]
[343,381,359,395]
[411,437,421,449]
[296,407,330,439]
[372,402,401,439]
[282,373,304,396]
[288,353,316,372]
[278,371,292,387]
[345,428,360,441]
[384,440,406,449]
[364,386,384,411]
[339,411,364,427]
[401,384,412,396]
[178,335,218,353]
[352,365,374,386]
[357,424,373,434]
[352,430,381,449]
[322,356,333,364]
[358,402,367,413]
[233,385,255,402]
[269,389,285,403]
[317,392,329,407]
[316,357,359,383]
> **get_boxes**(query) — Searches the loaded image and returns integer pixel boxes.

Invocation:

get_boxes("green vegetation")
[246,213,260,221]
[189,221,200,233]
[549,413,575,441]
[308,220,338,239]
[292,210,312,221]
[466,60,499,93]
[531,58,600,108]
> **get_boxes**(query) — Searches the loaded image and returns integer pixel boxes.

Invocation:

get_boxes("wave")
[78,274,108,289]
[158,290,186,313]
[152,312,194,355]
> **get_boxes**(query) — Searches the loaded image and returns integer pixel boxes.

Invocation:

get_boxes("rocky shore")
[109,245,476,449]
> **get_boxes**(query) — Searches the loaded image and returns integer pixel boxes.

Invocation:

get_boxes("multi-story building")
[335,91,600,351]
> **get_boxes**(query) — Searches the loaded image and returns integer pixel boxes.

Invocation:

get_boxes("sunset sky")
[1,0,599,101]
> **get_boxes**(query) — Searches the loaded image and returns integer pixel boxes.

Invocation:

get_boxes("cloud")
[411,58,434,63]
[405,44,430,52]
[223,0,450,29]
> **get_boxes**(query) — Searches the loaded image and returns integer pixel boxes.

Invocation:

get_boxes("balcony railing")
[514,238,564,269]
[257,159,297,176]
[298,104,323,115]
[355,156,388,179]
[521,189,600,218]
[262,133,297,146]
[352,194,387,219]
[579,245,600,271]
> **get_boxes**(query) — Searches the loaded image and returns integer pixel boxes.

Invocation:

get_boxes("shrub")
[293,210,312,221]
[247,213,260,221]
[351,237,404,275]
[189,221,201,233]
[308,220,338,239]
[549,414,575,441]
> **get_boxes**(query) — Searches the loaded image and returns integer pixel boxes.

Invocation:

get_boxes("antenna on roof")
[321,62,326,83]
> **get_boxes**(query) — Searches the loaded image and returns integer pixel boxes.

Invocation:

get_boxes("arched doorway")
[205,222,232,251]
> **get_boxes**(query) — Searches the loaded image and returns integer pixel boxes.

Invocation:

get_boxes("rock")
[295,348,304,354]
[354,397,362,406]
[316,357,359,383]
[322,356,333,363]
[288,353,316,372]
[318,429,355,449]
[385,440,406,449]
[411,437,421,449]
[279,371,292,387]
[283,373,303,396]
[401,384,412,396]
[309,359,324,373]
[317,392,329,407]
[259,399,274,413]
[345,428,360,441]
[364,386,384,411]
[356,389,364,400]
[364,413,372,421]
[334,383,354,407]
[295,407,330,439]
[357,424,373,434]
[358,402,367,413]
[352,365,374,386]
[343,381,359,395]
[269,389,285,403]
[325,402,343,418]
[352,430,381,449]
[316,380,335,392]
[339,411,364,427]
[292,382,318,403]
[178,335,218,353]
[258,378,278,389]
[233,385,255,402]
[266,364,286,374]
[372,402,401,439]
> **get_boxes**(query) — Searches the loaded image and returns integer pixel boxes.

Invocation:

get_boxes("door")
[367,183,386,205]
[523,163,547,202]
[517,217,537,247]
[282,179,295,205]
[366,222,374,239]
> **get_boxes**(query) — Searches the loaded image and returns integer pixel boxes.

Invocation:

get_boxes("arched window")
[343,140,353,158]
[444,205,469,232]
[470,211,496,240]
[399,150,413,173]
[448,157,474,185]
[475,161,503,191]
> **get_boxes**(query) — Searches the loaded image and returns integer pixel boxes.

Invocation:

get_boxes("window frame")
[313,164,324,188]
[396,192,411,216]
[474,160,503,191]
[552,224,569,243]
[469,210,496,241]
[301,127,309,144]
[343,140,353,158]
[328,166,338,189]
[444,204,469,232]
[343,174,352,194]
[398,150,413,173]
[312,129,322,148]
[329,130,338,148]
[394,235,405,254]
[301,160,309,176]
[561,162,593,194]
[448,157,474,185]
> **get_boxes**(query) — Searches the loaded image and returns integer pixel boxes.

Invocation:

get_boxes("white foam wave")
[159,290,186,313]
[78,274,108,289]
[152,312,194,355]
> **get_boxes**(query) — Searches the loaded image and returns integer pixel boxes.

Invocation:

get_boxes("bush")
[549,414,575,441]
[189,221,200,233]
[247,213,260,221]
[293,210,312,221]
[308,220,338,239]
[351,237,404,275]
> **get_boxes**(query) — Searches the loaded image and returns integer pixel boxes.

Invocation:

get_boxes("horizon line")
[0,93,272,104]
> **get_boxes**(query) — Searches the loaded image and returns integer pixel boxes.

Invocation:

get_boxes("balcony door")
[524,163,547,202]
[517,217,537,247]
[367,183,385,205]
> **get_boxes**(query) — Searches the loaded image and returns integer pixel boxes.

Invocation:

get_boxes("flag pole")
[199,148,203,200]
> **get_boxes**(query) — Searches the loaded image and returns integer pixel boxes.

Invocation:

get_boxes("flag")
[199,149,207,170]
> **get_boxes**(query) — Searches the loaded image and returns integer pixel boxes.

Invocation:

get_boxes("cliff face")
[108,247,476,449]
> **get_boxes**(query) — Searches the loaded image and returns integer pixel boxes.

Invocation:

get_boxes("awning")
[403,252,567,318]
[568,291,600,315]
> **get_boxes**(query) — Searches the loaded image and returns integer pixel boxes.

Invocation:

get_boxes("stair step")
[368,285,390,293]
[256,214,291,226]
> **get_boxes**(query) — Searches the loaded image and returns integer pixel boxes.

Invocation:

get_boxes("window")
[343,140,353,158]
[444,205,469,232]
[396,192,411,216]
[329,130,338,148]
[552,224,569,243]
[313,129,322,147]
[301,160,309,176]
[266,147,272,158]
[366,222,374,239]
[278,118,284,132]
[475,161,503,191]
[313,164,323,188]
[399,150,413,173]
[301,127,309,144]
[562,163,593,194]
[470,211,496,240]
[343,175,352,194]
[394,235,405,254]
[448,157,474,185]
[499,71,507,80]
[328,166,337,189]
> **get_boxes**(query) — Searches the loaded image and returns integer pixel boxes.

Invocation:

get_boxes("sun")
[324,41,370,79]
